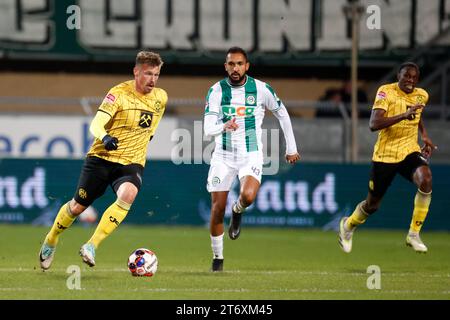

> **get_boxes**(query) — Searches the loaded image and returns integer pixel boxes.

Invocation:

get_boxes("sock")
[232,199,246,214]
[409,189,432,234]
[211,233,224,259]
[346,201,369,231]
[88,199,130,249]
[45,202,76,246]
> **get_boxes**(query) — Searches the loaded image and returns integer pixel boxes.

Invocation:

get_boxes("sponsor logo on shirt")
[222,105,255,117]
[376,91,386,99]
[104,93,116,104]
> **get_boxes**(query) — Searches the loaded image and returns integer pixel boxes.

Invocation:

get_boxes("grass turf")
[0,225,449,300]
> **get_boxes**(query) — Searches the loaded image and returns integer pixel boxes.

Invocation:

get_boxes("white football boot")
[406,232,428,253]
[79,243,96,267]
[39,242,56,270]
[338,217,354,253]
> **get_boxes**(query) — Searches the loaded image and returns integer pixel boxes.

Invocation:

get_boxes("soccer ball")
[127,248,158,277]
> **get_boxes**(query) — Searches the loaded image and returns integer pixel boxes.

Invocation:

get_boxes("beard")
[228,73,246,85]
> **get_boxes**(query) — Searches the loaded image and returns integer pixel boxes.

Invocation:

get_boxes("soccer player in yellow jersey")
[39,51,168,269]
[338,62,437,254]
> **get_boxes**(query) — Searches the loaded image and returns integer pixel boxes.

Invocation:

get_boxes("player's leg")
[229,175,260,240]
[338,193,382,253]
[81,164,143,266]
[39,157,108,270]
[229,158,262,240]
[401,153,432,252]
[39,199,87,270]
[210,191,229,271]
[345,194,381,230]
[80,182,136,266]
[410,165,432,234]
[339,161,395,253]
[206,159,236,271]
[44,200,84,247]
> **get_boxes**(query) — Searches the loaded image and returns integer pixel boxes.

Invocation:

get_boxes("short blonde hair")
[135,51,164,67]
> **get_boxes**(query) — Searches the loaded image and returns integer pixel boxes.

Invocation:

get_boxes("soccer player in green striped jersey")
[204,47,301,271]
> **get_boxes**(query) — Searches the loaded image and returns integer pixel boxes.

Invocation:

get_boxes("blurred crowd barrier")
[1,159,449,230]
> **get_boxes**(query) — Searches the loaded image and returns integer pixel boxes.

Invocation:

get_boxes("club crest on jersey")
[246,95,256,105]
[212,176,221,186]
[416,95,425,105]
[78,188,87,199]
[139,112,153,128]
[155,100,162,112]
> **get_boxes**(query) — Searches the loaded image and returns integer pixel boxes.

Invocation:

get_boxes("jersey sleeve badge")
[376,91,386,99]
[104,93,116,104]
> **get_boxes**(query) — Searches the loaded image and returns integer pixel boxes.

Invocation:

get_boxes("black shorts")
[369,152,428,198]
[73,156,144,207]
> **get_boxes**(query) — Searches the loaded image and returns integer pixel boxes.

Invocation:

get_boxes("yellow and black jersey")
[371,82,428,163]
[87,80,168,166]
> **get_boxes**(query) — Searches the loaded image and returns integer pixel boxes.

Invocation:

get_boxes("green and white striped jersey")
[204,76,293,160]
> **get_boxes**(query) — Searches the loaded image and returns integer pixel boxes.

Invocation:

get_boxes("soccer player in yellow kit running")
[39,51,168,269]
[338,62,437,254]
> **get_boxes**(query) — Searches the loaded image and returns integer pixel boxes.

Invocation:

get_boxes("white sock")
[211,233,224,259]
[233,200,245,214]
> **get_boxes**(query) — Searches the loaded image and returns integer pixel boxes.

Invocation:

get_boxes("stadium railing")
[0,96,447,120]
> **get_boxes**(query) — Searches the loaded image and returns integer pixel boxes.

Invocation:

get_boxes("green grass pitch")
[0,225,449,300]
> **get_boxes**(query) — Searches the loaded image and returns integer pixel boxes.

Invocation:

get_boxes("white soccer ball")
[127,248,158,277]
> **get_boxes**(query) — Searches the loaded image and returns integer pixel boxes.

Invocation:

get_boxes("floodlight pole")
[344,1,364,163]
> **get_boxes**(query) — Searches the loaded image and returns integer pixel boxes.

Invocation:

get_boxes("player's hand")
[404,104,423,120]
[102,135,119,151]
[285,152,300,164]
[223,117,239,132]
[421,136,437,159]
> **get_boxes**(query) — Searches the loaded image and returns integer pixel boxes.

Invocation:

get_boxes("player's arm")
[90,111,118,151]
[271,105,300,164]
[203,87,238,138]
[265,84,300,164]
[204,115,238,137]
[419,118,437,158]
[369,86,423,131]
[369,105,423,132]
[94,90,121,150]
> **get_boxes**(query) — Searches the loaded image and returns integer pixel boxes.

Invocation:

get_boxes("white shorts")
[206,153,263,192]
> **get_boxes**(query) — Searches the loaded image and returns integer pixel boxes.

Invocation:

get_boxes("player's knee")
[69,199,87,216]
[117,182,138,204]
[118,193,137,204]
[240,190,256,207]
[419,175,432,193]
[211,203,226,216]
[363,201,379,214]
